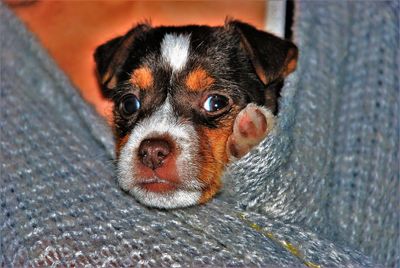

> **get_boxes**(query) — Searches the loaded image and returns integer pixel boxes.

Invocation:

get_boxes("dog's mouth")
[135,178,178,193]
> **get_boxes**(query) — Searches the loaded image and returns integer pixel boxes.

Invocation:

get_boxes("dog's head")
[94,20,297,208]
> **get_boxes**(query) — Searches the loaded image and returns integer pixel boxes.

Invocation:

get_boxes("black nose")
[138,139,171,170]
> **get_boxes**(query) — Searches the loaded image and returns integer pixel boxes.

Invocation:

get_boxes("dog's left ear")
[226,19,298,86]
[94,23,151,98]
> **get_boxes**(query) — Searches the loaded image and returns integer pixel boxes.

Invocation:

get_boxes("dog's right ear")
[94,23,151,98]
[225,19,298,86]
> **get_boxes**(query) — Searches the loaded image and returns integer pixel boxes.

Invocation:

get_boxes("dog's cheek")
[197,126,232,203]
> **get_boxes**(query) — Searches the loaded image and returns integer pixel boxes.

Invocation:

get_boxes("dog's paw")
[226,103,275,159]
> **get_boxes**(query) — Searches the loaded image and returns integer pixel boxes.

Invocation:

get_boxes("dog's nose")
[138,139,171,170]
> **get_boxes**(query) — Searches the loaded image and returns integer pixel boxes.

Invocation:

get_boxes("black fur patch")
[94,20,298,138]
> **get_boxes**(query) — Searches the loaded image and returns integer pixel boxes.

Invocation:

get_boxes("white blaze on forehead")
[161,33,190,72]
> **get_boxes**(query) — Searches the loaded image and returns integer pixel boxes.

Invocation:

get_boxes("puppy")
[94,19,298,209]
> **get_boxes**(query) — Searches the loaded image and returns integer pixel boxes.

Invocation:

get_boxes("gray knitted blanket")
[1,1,398,267]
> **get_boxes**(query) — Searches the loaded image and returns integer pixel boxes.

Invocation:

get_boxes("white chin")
[129,187,202,209]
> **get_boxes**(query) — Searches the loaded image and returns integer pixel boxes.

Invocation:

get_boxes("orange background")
[8,1,266,120]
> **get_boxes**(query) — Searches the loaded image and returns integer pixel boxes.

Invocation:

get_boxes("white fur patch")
[130,188,201,209]
[117,96,202,208]
[161,33,190,72]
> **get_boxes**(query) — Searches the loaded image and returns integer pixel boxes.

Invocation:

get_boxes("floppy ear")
[226,19,298,86]
[94,23,151,98]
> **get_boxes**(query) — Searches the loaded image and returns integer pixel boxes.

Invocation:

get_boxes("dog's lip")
[135,178,178,193]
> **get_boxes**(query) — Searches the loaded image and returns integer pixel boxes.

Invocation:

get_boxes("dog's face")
[94,20,297,208]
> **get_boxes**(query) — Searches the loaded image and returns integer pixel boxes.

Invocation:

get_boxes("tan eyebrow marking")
[130,67,154,89]
[185,68,215,92]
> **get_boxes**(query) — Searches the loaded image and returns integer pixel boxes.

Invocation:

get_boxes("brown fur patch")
[130,67,154,89]
[197,126,232,203]
[254,64,268,85]
[185,68,214,92]
[283,48,298,76]
[283,58,297,76]
[115,134,130,159]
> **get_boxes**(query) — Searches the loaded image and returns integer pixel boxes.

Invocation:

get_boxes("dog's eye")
[120,94,141,117]
[203,94,230,113]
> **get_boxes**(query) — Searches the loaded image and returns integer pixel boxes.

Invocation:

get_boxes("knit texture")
[1,1,398,267]
[224,2,399,267]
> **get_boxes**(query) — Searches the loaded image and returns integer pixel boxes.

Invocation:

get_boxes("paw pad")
[227,104,275,159]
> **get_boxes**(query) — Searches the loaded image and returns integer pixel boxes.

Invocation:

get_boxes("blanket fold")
[1,1,398,267]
